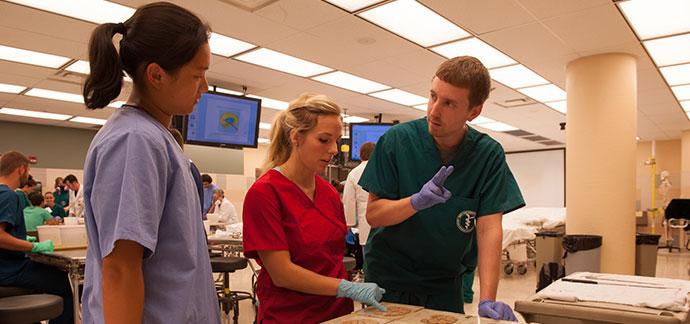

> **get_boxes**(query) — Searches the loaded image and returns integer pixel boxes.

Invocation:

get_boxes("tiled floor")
[227,250,690,324]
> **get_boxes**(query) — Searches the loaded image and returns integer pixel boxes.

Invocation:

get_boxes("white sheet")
[536,272,690,312]
[502,207,566,250]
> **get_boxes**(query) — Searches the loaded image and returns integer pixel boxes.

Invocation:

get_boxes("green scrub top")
[23,206,53,231]
[14,190,29,210]
[358,118,524,312]
[53,189,69,209]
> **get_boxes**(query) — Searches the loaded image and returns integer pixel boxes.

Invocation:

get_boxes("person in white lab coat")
[64,174,84,218]
[343,142,376,247]
[209,188,238,224]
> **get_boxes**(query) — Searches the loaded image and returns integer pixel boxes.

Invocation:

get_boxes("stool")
[210,256,254,324]
[0,294,63,324]
[660,218,689,252]
[0,286,33,298]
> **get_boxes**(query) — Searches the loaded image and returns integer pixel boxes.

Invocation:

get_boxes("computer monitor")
[349,123,394,161]
[184,91,262,148]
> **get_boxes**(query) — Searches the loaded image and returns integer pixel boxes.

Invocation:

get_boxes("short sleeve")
[242,183,288,260]
[42,210,53,222]
[477,149,525,217]
[358,132,399,199]
[0,193,19,228]
[88,132,169,259]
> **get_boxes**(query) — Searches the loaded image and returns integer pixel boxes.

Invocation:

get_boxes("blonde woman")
[243,93,385,323]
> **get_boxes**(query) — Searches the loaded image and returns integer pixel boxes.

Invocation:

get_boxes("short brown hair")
[359,142,376,161]
[0,151,29,176]
[435,56,491,107]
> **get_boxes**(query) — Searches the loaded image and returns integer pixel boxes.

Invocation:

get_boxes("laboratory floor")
[226,250,690,324]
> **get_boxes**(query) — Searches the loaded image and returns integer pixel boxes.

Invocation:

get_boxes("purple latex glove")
[410,165,454,211]
[478,300,518,322]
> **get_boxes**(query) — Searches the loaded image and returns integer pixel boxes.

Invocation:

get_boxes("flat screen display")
[185,92,261,148]
[349,123,394,161]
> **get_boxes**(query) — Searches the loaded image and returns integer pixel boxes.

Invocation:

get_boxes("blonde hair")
[263,93,341,171]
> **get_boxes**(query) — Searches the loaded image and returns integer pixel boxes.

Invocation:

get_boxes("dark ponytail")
[83,2,210,109]
[83,23,125,109]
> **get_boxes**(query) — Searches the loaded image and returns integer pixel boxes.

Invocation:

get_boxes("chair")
[661,199,690,252]
[210,256,254,324]
[0,286,63,324]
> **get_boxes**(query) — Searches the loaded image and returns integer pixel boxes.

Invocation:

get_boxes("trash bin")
[635,233,661,277]
[562,234,602,275]
[535,231,564,270]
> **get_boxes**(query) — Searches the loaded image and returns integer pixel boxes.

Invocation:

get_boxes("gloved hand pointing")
[478,299,518,322]
[31,240,55,253]
[336,280,387,311]
[410,165,454,211]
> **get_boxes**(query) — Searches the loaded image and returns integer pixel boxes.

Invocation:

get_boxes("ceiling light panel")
[358,0,470,47]
[65,60,90,74]
[0,107,71,120]
[659,63,690,86]
[108,100,126,108]
[25,88,84,104]
[259,122,271,130]
[234,48,333,77]
[489,64,549,89]
[6,0,135,24]
[209,86,243,96]
[324,0,383,12]
[413,104,427,111]
[248,95,290,110]
[518,84,566,102]
[0,45,71,68]
[682,100,690,111]
[258,138,270,144]
[70,116,107,125]
[312,71,390,94]
[0,83,27,94]
[618,0,690,40]
[545,100,567,114]
[369,88,427,106]
[476,121,518,132]
[209,33,256,57]
[643,33,690,67]
[468,116,495,125]
[672,84,690,101]
[430,38,515,69]
[343,115,369,123]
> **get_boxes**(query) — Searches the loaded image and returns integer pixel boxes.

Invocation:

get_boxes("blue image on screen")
[186,92,260,147]
[350,124,393,161]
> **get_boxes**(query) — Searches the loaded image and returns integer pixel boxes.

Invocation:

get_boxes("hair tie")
[115,22,126,35]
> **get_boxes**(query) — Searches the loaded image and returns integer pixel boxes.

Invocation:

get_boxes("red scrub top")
[243,169,354,324]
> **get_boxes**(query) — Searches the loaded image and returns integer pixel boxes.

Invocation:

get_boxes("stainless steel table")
[30,248,86,324]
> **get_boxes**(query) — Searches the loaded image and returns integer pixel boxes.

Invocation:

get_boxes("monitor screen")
[349,123,394,161]
[185,92,262,148]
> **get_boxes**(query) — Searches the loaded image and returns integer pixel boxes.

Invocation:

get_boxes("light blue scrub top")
[203,183,218,215]
[81,107,220,323]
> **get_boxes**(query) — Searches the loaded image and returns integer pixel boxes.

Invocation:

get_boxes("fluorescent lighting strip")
[258,138,270,144]
[108,100,126,108]
[324,0,383,12]
[413,104,427,111]
[489,64,549,89]
[259,122,271,130]
[25,88,84,104]
[618,0,690,40]
[682,100,690,111]
[431,37,516,69]
[0,83,27,94]
[209,86,243,96]
[0,44,71,68]
[234,48,333,77]
[643,33,690,67]
[6,0,135,24]
[672,84,690,101]
[0,107,72,120]
[476,121,518,132]
[659,63,690,86]
[312,71,390,94]
[545,101,567,114]
[342,115,369,123]
[369,88,427,106]
[65,60,90,74]
[468,116,495,125]
[70,116,107,125]
[209,32,256,57]
[248,95,290,111]
[358,0,470,47]
[517,84,566,103]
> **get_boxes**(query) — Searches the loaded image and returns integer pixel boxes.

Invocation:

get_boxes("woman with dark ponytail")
[80,2,219,323]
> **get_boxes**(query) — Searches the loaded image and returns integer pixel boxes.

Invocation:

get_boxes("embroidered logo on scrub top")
[456,210,476,233]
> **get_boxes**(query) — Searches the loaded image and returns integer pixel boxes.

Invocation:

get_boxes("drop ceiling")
[0,0,686,152]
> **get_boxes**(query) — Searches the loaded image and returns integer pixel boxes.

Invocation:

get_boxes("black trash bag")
[636,233,661,245]
[536,262,565,292]
[562,235,602,258]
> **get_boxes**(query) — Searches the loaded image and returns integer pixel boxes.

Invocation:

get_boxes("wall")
[506,149,565,207]
[242,145,269,178]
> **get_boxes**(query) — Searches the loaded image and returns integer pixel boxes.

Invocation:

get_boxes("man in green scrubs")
[359,56,524,321]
